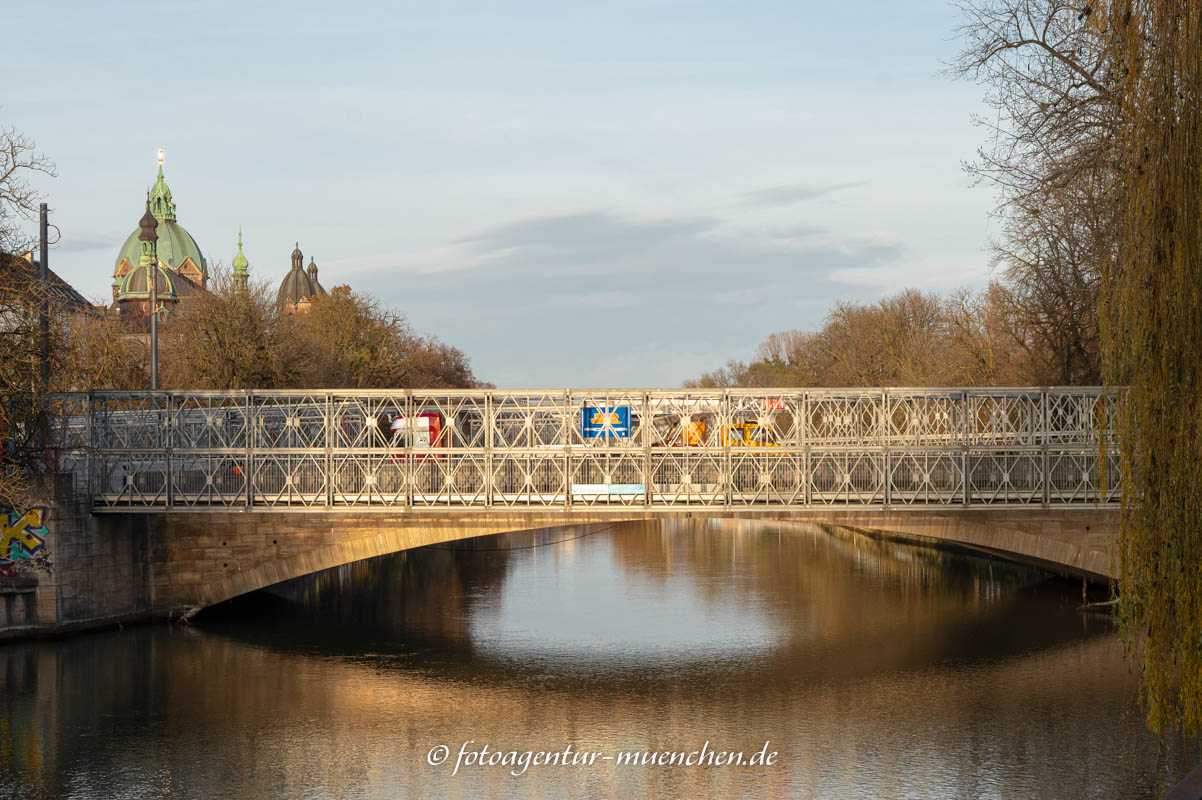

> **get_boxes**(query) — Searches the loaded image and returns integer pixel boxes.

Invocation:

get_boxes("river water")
[0,519,1191,798]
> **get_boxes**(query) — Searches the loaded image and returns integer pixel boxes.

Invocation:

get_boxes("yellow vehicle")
[664,420,777,447]
[679,420,708,446]
[723,423,778,447]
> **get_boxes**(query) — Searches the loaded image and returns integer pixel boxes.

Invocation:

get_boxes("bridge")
[51,387,1119,511]
[33,387,1119,620]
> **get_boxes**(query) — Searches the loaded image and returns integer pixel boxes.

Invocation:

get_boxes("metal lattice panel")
[729,452,803,506]
[1046,392,1116,446]
[888,451,963,505]
[1048,449,1113,504]
[491,454,567,506]
[570,452,646,506]
[252,394,329,450]
[413,454,489,507]
[94,452,168,508]
[491,393,566,448]
[330,394,409,449]
[94,392,171,450]
[886,393,964,446]
[172,453,248,508]
[172,394,251,450]
[569,391,646,448]
[967,391,1041,446]
[967,450,1044,504]
[252,453,328,507]
[411,394,488,449]
[650,452,726,506]
[728,391,803,446]
[807,392,883,447]
[646,392,726,447]
[809,451,886,505]
[330,454,407,506]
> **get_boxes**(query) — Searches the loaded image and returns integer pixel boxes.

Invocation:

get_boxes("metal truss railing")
[46,388,1122,512]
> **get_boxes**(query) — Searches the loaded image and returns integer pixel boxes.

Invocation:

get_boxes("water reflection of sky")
[470,534,784,667]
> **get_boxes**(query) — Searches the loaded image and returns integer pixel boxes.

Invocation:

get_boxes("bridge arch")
[146,508,1115,618]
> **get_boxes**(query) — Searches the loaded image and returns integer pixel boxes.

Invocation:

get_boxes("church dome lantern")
[306,257,325,295]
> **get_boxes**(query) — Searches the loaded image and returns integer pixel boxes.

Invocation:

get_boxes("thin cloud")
[327,210,720,279]
[55,233,120,254]
[457,210,717,254]
[323,204,918,385]
[742,181,867,208]
[765,222,828,241]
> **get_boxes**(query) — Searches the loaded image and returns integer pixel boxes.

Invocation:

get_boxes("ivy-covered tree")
[1101,0,1202,737]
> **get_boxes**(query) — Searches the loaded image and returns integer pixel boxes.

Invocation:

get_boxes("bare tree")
[952,1,1117,385]
[161,266,309,389]
[0,124,56,255]
[683,360,750,389]
[991,178,1105,383]
[159,274,482,390]
[944,282,1037,384]
[685,288,1034,389]
[0,125,57,510]
[951,0,1115,201]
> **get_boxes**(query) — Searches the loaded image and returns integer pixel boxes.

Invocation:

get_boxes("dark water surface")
[0,520,1190,798]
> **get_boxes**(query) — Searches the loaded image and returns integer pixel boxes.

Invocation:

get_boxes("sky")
[6,0,998,387]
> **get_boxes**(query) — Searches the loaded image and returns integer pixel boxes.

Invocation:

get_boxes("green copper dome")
[114,221,208,286]
[119,262,180,301]
[113,161,208,293]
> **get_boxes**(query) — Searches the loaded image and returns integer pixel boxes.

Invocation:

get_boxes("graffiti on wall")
[0,507,50,578]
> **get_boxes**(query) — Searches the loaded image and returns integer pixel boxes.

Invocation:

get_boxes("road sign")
[581,406,631,438]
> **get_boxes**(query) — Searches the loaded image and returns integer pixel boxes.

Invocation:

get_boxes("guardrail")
[45,388,1121,512]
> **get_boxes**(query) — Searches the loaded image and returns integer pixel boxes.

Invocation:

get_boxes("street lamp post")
[137,198,160,390]
[38,203,49,392]
[149,257,159,391]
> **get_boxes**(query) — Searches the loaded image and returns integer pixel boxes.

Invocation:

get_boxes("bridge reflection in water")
[46,387,1120,511]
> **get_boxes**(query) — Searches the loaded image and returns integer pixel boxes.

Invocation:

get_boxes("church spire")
[232,227,249,294]
[149,147,177,223]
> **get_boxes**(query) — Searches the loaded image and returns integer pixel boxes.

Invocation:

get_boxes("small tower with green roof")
[232,228,249,294]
